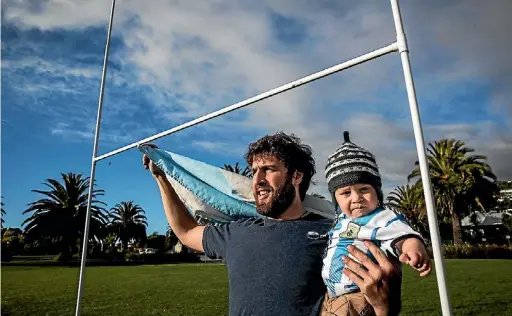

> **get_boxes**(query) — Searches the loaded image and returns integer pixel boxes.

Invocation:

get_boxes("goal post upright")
[75,1,453,315]
[75,1,116,316]
[390,0,453,315]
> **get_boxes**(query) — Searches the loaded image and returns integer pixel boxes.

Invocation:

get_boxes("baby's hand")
[399,249,432,277]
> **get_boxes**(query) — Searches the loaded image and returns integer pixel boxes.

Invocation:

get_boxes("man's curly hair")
[244,131,316,201]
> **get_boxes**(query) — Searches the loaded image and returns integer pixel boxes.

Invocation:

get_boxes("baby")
[320,131,432,316]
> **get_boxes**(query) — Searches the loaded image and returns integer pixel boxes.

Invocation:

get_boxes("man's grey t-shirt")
[202,213,333,316]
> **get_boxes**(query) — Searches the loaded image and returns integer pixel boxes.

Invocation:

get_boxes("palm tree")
[103,233,117,253]
[408,139,498,245]
[22,173,108,259]
[223,162,252,178]
[386,184,429,238]
[109,201,148,251]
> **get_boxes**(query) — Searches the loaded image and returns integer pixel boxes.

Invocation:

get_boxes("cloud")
[50,121,158,147]
[1,51,154,148]
[192,140,247,158]
[2,0,112,30]
[2,0,511,201]
[402,0,512,121]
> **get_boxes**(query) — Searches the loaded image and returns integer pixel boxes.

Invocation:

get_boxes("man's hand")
[141,143,166,178]
[342,241,399,316]
[140,142,205,252]
[399,239,432,277]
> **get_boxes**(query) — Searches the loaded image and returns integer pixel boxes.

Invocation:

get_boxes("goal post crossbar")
[94,42,399,162]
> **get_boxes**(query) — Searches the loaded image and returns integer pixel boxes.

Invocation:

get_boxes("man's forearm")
[154,175,200,242]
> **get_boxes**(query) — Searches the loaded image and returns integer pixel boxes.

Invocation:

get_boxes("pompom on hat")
[325,131,384,209]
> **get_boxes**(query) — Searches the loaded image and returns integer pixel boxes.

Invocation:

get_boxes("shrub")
[427,244,512,259]
[101,251,125,262]
[1,246,13,262]
[124,251,142,262]
[54,252,73,262]
[484,244,512,259]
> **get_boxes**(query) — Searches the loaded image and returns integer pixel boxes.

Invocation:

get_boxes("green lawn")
[2,260,511,315]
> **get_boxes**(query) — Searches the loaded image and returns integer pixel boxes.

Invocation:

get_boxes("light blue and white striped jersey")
[321,207,423,297]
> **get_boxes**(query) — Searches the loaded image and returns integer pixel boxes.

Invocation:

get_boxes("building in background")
[462,180,512,245]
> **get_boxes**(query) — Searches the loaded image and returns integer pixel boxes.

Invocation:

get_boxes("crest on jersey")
[340,222,361,239]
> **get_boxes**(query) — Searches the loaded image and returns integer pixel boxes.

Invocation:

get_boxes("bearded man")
[142,132,399,316]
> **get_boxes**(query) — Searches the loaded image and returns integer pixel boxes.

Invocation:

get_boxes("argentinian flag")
[139,146,336,223]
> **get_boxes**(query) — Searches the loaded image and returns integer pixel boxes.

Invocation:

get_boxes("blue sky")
[2,0,511,235]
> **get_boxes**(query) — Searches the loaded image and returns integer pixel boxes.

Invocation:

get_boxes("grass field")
[2,260,511,315]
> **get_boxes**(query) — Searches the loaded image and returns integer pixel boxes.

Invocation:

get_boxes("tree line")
[1,173,207,261]
[2,137,511,262]
[0,163,247,261]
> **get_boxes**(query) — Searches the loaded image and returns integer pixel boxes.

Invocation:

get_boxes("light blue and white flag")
[139,146,336,223]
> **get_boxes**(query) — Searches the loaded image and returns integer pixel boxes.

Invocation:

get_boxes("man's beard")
[255,174,296,218]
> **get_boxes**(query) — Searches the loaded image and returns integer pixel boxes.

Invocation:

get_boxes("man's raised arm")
[142,145,205,252]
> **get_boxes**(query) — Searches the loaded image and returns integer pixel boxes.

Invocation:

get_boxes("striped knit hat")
[325,131,383,208]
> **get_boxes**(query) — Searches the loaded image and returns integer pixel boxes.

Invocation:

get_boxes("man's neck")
[277,199,307,220]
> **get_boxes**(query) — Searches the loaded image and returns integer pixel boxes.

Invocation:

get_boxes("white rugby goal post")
[75,0,453,315]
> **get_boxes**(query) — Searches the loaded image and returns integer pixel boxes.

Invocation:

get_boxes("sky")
[2,0,511,235]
